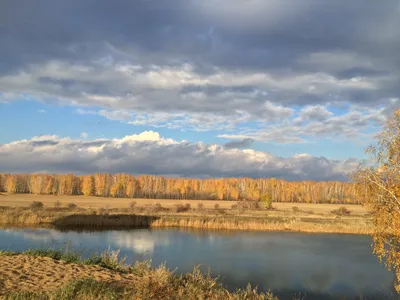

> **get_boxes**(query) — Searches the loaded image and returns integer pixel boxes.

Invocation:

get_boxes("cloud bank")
[0,131,360,181]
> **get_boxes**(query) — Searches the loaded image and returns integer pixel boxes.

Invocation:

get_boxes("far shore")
[0,194,373,234]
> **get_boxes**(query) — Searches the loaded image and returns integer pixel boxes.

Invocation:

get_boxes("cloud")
[0,0,399,141]
[38,109,47,113]
[224,138,255,149]
[80,132,88,139]
[0,131,360,181]
[218,106,386,143]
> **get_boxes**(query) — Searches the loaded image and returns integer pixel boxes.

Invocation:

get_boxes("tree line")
[0,173,360,204]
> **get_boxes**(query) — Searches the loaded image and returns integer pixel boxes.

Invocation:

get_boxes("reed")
[0,206,373,234]
[150,216,373,234]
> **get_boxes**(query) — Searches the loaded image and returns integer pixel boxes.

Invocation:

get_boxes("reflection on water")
[0,228,397,300]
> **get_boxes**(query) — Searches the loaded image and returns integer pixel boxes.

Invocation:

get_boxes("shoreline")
[0,194,373,235]
[0,251,277,299]
[0,207,373,235]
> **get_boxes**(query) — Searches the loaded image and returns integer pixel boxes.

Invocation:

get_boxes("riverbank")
[0,203,373,234]
[0,250,277,299]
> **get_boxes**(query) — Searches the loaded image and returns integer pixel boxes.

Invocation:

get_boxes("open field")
[0,194,373,234]
[0,251,277,299]
[0,193,369,214]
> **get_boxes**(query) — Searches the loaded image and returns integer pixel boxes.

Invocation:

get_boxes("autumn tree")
[82,175,95,196]
[353,109,400,293]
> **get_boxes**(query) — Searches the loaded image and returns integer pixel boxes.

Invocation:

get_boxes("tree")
[353,109,400,293]
[260,193,273,209]
[82,175,95,196]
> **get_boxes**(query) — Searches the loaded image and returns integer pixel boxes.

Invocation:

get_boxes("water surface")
[0,228,397,300]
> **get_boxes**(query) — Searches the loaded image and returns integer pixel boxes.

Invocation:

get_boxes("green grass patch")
[4,278,124,300]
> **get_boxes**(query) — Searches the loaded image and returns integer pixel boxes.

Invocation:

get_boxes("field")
[0,193,368,214]
[0,194,372,234]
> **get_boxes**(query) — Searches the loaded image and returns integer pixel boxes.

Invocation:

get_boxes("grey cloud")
[0,132,359,181]
[0,0,399,139]
[224,138,255,149]
[29,140,59,147]
[219,107,385,143]
[0,1,399,101]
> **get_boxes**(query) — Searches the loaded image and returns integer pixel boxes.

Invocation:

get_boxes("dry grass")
[0,252,278,300]
[0,194,373,234]
[0,194,369,214]
[151,216,372,234]
[0,204,373,234]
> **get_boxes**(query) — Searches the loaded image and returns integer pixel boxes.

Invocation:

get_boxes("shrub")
[100,248,126,271]
[214,203,220,209]
[129,201,137,210]
[30,201,44,209]
[148,203,164,213]
[184,203,191,210]
[260,194,273,209]
[67,203,78,210]
[331,206,351,216]
[174,204,190,213]
[54,200,62,209]
[248,201,260,209]
[231,203,238,209]
[238,201,249,210]
[197,203,204,210]
[292,206,300,212]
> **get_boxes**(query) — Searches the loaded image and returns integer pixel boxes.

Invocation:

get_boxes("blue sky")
[0,0,399,180]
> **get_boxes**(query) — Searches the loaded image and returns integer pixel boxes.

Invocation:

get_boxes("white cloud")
[0,131,360,181]
[38,109,47,113]
[218,106,386,144]
[80,132,88,139]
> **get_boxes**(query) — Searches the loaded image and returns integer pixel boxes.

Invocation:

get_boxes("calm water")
[0,228,397,300]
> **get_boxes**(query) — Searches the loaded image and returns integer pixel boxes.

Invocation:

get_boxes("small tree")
[259,193,273,209]
[353,109,400,293]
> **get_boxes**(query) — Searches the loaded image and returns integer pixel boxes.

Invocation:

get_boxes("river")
[0,228,397,299]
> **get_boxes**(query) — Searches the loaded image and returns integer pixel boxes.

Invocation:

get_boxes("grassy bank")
[0,249,277,300]
[0,203,373,234]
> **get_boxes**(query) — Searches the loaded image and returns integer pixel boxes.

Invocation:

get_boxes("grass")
[0,194,369,212]
[0,195,372,234]
[3,278,125,300]
[331,206,352,216]
[1,247,129,272]
[0,203,373,234]
[0,250,278,300]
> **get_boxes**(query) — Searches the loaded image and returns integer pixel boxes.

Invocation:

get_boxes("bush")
[231,203,238,209]
[238,201,249,209]
[30,201,44,209]
[248,201,260,209]
[331,206,351,216]
[67,203,78,210]
[147,203,164,213]
[259,194,273,209]
[214,203,220,209]
[98,207,109,215]
[197,203,204,210]
[174,204,190,213]
[129,201,137,210]
[54,200,62,209]
[292,206,300,212]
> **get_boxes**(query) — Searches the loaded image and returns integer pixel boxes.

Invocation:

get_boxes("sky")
[0,0,399,181]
